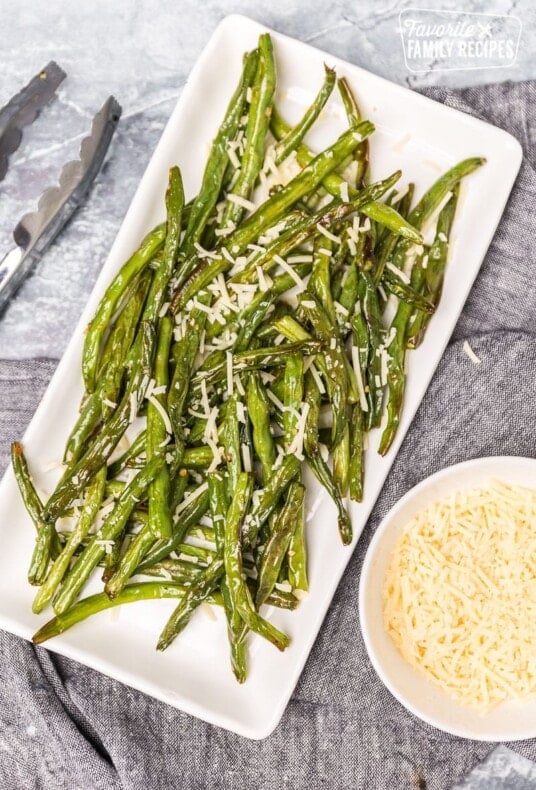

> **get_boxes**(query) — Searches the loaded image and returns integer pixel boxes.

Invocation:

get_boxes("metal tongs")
[0,62,122,313]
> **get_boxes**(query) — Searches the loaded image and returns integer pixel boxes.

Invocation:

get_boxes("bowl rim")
[358,454,536,742]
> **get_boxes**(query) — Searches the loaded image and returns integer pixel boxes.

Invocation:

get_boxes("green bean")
[63,395,100,468]
[306,453,352,545]
[114,524,214,598]
[176,544,214,562]
[272,315,313,344]
[137,485,210,571]
[45,322,155,521]
[286,483,307,591]
[407,185,459,348]
[208,472,248,682]
[243,454,300,548]
[407,158,483,231]
[232,171,401,286]
[33,582,207,644]
[147,317,173,538]
[107,430,147,477]
[378,259,425,456]
[170,472,189,512]
[386,158,484,305]
[272,313,353,426]
[358,271,384,429]
[104,525,156,599]
[273,65,336,165]
[298,293,348,446]
[348,404,364,502]
[104,479,125,498]
[247,373,275,484]
[282,355,303,449]
[266,588,300,610]
[332,421,350,497]
[182,48,259,253]
[270,108,422,242]
[337,76,368,187]
[175,173,399,313]
[220,34,275,229]
[142,167,184,324]
[100,269,153,414]
[382,267,435,314]
[97,269,150,375]
[66,273,153,465]
[28,521,55,587]
[373,185,414,286]
[224,120,374,254]
[53,454,166,614]
[364,200,420,244]
[338,261,360,323]
[191,339,322,391]
[157,559,224,651]
[224,473,289,651]
[32,467,106,613]
[208,473,228,555]
[168,303,209,440]
[101,527,124,584]
[302,372,321,458]
[309,236,336,324]
[187,526,218,548]
[141,558,204,583]
[205,264,311,343]
[82,224,165,392]
[256,482,304,606]
[11,442,61,558]
[141,556,294,609]
[180,446,214,470]
[220,395,242,495]
[220,575,247,682]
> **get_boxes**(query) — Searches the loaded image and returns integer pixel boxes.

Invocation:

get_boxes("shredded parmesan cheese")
[316,224,341,245]
[383,481,536,711]
[351,346,368,412]
[241,443,252,472]
[310,362,326,395]
[463,340,482,365]
[95,539,115,555]
[148,395,172,435]
[339,181,350,202]
[386,261,410,285]
[273,255,306,291]
[227,193,256,212]
[226,144,241,169]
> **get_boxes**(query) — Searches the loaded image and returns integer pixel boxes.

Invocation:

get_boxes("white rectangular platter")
[0,14,522,739]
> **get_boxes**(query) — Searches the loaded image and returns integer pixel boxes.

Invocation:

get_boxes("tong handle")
[0,62,66,182]
[0,248,27,314]
[0,96,122,314]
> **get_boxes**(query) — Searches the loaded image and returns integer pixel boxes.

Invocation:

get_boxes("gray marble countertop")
[0,0,534,359]
[1,2,535,787]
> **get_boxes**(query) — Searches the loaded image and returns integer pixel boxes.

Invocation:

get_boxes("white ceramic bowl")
[359,456,536,742]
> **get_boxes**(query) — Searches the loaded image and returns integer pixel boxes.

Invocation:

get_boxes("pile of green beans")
[13,33,484,683]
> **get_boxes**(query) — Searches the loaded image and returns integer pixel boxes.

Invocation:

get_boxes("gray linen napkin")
[0,80,535,790]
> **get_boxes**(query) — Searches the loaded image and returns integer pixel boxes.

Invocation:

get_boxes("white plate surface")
[0,15,522,739]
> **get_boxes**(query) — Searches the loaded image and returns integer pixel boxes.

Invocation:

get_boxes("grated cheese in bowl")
[383,480,536,712]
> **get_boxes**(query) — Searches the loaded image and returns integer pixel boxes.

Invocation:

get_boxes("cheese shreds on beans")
[383,481,536,711]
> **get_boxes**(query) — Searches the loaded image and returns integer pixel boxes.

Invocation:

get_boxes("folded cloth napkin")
[0,79,535,790]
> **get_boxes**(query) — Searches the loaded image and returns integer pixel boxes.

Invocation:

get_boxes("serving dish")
[359,456,536,742]
[0,15,522,738]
